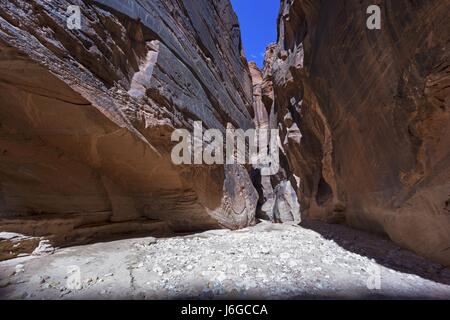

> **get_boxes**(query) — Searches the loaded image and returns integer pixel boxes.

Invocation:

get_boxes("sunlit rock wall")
[0,0,258,255]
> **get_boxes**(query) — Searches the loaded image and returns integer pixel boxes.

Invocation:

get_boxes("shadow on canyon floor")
[301,220,450,286]
[2,220,450,300]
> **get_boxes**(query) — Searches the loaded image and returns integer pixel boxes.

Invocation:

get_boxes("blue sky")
[230,0,280,67]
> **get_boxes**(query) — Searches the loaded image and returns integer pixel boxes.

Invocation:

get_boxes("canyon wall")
[1,0,448,267]
[249,59,301,224]
[269,0,450,265]
[0,0,258,256]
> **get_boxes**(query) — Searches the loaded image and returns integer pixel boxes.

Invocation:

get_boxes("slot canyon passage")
[0,0,449,299]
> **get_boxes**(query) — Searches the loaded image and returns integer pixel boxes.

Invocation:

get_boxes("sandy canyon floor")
[1,221,450,300]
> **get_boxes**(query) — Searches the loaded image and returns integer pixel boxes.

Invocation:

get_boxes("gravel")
[0,221,449,299]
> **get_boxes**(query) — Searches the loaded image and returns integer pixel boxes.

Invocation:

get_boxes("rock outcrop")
[0,0,258,256]
[269,0,450,265]
[249,60,300,224]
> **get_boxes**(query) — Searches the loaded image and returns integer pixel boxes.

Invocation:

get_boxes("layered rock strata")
[269,0,450,265]
[249,59,300,224]
[0,0,258,257]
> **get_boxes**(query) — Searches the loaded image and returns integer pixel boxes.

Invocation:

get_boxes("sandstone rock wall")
[270,0,450,265]
[0,0,258,254]
[249,60,301,224]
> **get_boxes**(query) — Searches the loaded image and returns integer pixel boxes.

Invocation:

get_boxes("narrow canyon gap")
[0,0,449,270]
[236,0,450,266]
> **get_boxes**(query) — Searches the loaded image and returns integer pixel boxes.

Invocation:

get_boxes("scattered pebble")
[15,264,25,274]
[2,222,450,299]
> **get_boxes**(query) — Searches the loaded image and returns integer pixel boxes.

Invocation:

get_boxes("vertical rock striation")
[0,0,258,255]
[269,0,450,265]
[249,57,301,224]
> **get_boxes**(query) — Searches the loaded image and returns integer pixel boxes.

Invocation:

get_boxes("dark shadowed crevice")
[315,175,332,206]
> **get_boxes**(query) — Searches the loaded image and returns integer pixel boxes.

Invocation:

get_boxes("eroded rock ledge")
[0,0,259,257]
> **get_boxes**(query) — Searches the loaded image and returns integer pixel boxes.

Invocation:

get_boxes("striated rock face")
[0,0,258,255]
[249,60,300,224]
[270,0,450,265]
